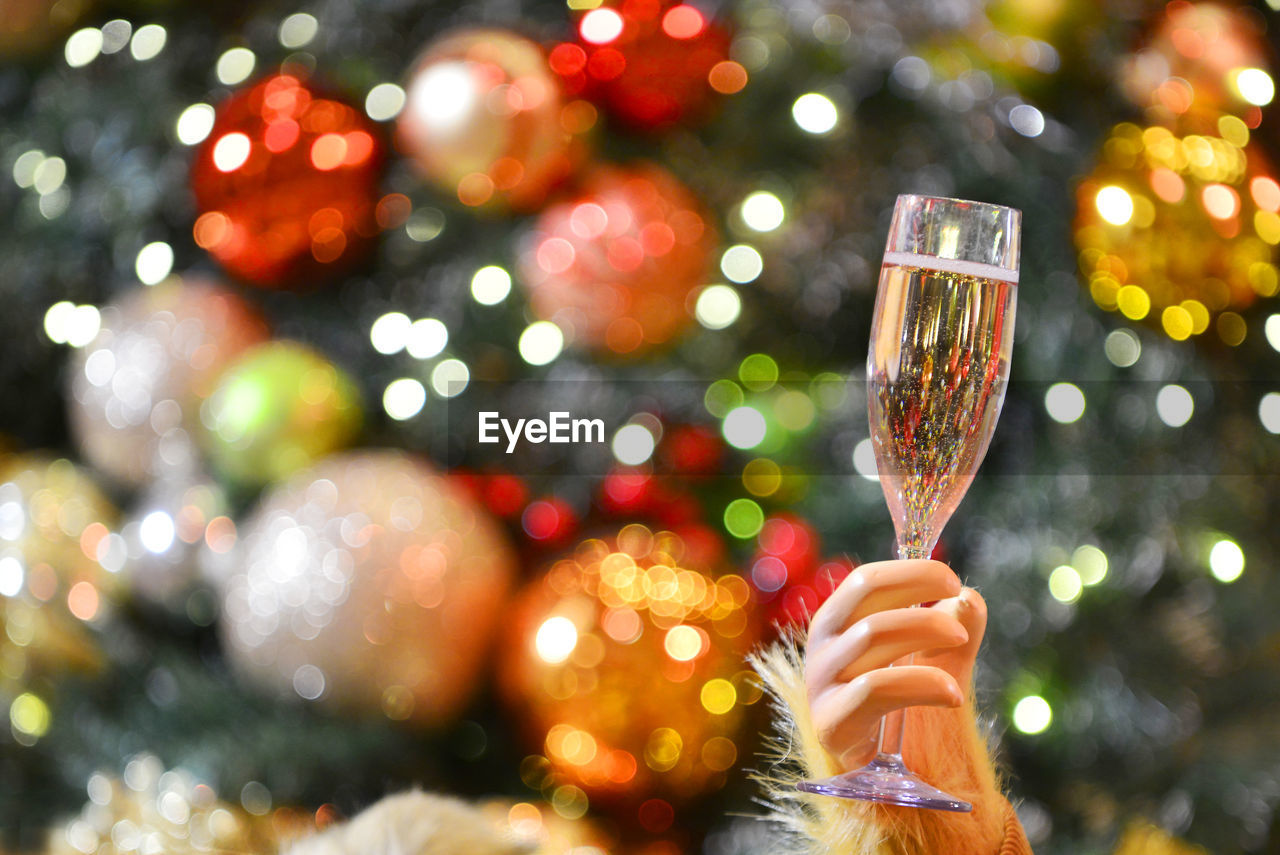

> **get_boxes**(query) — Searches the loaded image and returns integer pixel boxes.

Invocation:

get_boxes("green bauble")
[200,341,362,487]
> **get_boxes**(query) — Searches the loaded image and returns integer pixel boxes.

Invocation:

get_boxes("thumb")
[919,586,986,692]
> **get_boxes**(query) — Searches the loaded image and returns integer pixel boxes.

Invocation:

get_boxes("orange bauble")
[518,164,716,356]
[397,28,589,212]
[498,524,761,815]
[191,74,384,287]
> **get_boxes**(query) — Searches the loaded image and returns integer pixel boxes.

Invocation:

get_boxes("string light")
[1095,186,1134,225]
[470,266,512,305]
[130,24,167,61]
[365,83,407,121]
[1044,382,1086,423]
[1209,539,1244,583]
[694,284,741,329]
[215,47,256,85]
[1155,384,1194,427]
[278,12,318,48]
[1013,695,1052,734]
[1048,565,1082,603]
[383,378,426,420]
[721,406,766,449]
[792,93,838,134]
[135,242,174,285]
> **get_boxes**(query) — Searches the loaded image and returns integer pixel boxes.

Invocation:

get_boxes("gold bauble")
[1075,122,1278,343]
[0,453,120,693]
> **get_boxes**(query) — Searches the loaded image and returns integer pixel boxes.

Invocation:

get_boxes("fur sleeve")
[750,638,1031,855]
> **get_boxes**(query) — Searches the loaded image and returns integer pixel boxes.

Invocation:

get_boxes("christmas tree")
[2,0,1279,853]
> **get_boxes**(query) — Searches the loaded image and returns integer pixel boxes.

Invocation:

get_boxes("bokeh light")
[535,616,579,664]
[695,284,741,330]
[1048,565,1082,604]
[580,8,623,44]
[1104,328,1141,367]
[1044,382,1086,424]
[612,424,656,466]
[519,321,565,366]
[65,28,103,67]
[1233,68,1274,106]
[721,406,766,449]
[720,245,763,283]
[1209,539,1244,583]
[1267,315,1280,352]
[1155,384,1194,427]
[1072,545,1109,586]
[852,438,878,481]
[791,93,838,134]
[740,191,785,232]
[723,498,764,539]
[1095,186,1134,226]
[1260,392,1280,433]
[383,378,426,421]
[135,242,174,286]
[1013,695,1053,734]
[129,24,166,61]
[370,312,411,355]
[278,12,318,49]
[471,266,513,305]
[176,104,216,145]
[365,82,407,121]
[430,358,469,397]
[406,318,448,360]
[215,47,255,85]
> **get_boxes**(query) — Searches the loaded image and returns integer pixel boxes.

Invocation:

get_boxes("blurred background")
[1,0,1279,853]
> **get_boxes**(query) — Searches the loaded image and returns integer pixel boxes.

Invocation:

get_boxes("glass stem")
[876,541,933,760]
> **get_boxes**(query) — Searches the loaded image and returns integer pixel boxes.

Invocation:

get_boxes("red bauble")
[552,1,734,132]
[191,74,384,287]
[518,163,716,355]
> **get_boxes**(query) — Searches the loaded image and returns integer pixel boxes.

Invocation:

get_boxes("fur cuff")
[750,636,1030,855]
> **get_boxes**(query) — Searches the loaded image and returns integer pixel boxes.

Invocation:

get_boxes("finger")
[809,560,962,643]
[918,587,987,690]
[807,607,968,691]
[811,666,963,767]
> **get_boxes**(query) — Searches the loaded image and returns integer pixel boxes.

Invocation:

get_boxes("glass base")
[796,754,973,812]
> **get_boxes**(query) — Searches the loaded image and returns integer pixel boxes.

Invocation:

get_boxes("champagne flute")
[798,194,1020,811]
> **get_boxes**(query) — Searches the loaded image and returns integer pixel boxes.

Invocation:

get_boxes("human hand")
[804,559,987,771]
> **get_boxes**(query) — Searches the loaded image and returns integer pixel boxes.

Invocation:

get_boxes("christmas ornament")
[221,450,517,726]
[518,164,716,355]
[1075,123,1279,342]
[118,475,229,614]
[552,1,734,132]
[0,454,120,689]
[497,524,760,813]
[397,28,589,212]
[199,340,362,488]
[1120,2,1270,128]
[191,73,384,287]
[68,279,268,488]
[44,754,288,855]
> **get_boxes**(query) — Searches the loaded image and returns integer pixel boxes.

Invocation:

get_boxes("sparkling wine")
[868,251,1017,553]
